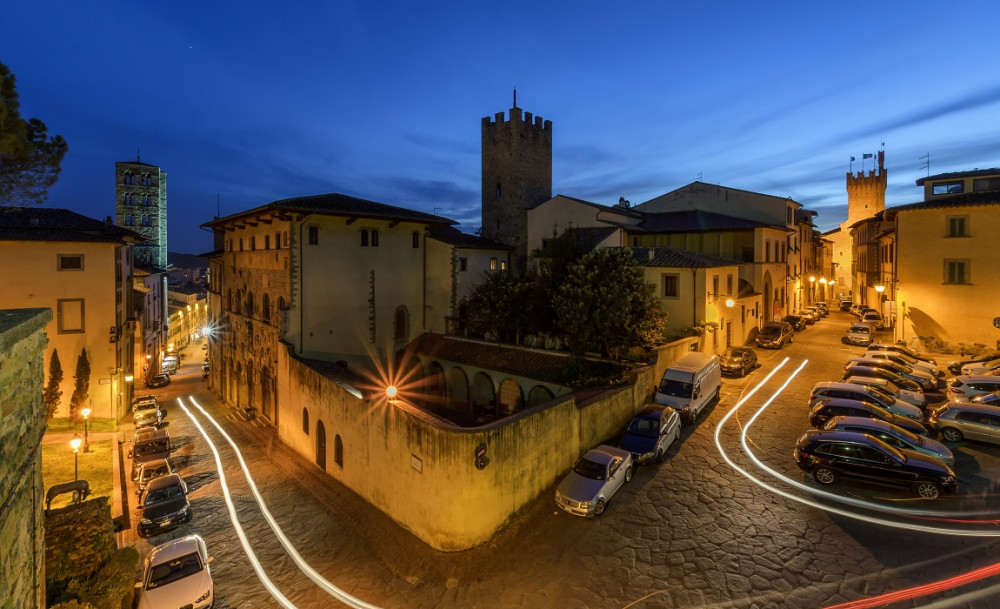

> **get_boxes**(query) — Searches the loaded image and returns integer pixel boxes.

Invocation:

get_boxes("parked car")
[146,374,171,389]
[947,351,1000,376]
[756,321,794,349]
[793,430,957,499]
[847,357,937,392]
[970,391,1000,407]
[928,402,1000,445]
[845,375,927,409]
[130,428,171,481]
[655,352,721,424]
[823,416,953,466]
[135,534,214,609]
[815,301,830,315]
[782,315,807,331]
[132,395,163,416]
[858,307,879,319]
[719,346,758,377]
[843,364,923,393]
[800,309,817,325]
[947,375,1000,402]
[808,398,928,436]
[138,474,191,537]
[808,381,923,421]
[554,445,633,517]
[134,408,161,429]
[839,298,853,311]
[136,459,174,496]
[805,305,824,319]
[865,350,943,378]
[843,322,876,346]
[860,311,883,329]
[867,343,937,366]
[619,405,681,465]
[960,358,1000,376]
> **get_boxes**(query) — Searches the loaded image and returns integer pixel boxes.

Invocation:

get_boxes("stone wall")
[276,336,700,551]
[0,308,52,609]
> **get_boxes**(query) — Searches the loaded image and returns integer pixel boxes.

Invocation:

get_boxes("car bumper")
[554,496,595,517]
[138,510,192,536]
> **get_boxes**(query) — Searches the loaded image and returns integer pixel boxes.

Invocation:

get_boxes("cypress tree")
[43,349,63,422]
[69,348,91,423]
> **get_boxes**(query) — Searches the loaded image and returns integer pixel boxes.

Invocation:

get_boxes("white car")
[136,535,214,609]
[845,376,927,409]
[961,358,1000,376]
[554,445,633,517]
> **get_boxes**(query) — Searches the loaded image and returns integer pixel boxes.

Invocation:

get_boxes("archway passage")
[316,420,327,471]
[527,385,554,407]
[471,372,496,418]
[447,366,469,406]
[498,378,523,415]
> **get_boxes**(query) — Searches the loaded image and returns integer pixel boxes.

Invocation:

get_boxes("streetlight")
[70,435,82,482]
[81,407,91,453]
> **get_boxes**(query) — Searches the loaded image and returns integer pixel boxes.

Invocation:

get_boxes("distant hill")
[168,252,208,270]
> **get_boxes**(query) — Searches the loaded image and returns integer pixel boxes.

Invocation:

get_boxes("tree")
[44,348,64,422]
[553,248,667,359]
[0,61,68,206]
[466,270,534,344]
[69,348,91,423]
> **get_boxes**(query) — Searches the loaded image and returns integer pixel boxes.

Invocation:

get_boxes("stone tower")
[115,160,167,268]
[481,97,552,271]
[845,150,886,226]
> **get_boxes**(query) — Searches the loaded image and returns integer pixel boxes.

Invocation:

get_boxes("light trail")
[176,399,299,608]
[822,561,1000,609]
[183,396,383,609]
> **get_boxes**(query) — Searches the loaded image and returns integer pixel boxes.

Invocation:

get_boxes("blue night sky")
[3,1,998,254]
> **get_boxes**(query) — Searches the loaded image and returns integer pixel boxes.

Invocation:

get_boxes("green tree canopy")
[1,61,68,206]
[553,248,667,358]
[466,270,535,344]
[44,348,64,422]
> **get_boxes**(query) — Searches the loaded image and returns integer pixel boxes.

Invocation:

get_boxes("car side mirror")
[206,556,214,564]
[134,582,143,589]
[127,450,133,459]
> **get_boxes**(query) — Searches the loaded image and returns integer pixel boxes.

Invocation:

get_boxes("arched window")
[302,408,310,435]
[394,306,408,341]
[334,434,343,468]
[262,293,271,324]
[245,292,255,318]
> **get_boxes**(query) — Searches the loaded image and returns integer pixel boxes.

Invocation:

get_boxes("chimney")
[647,248,654,263]
[618,196,631,208]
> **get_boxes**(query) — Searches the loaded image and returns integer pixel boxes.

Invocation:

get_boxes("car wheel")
[941,428,964,442]
[624,466,633,483]
[788,335,793,344]
[813,467,837,485]
[594,499,606,516]
[655,449,664,464]
[913,481,941,500]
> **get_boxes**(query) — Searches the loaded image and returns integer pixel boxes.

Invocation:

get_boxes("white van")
[655,352,722,424]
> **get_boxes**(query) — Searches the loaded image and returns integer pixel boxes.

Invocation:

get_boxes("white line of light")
[184,396,382,609]
[719,362,1000,536]
[177,400,299,608]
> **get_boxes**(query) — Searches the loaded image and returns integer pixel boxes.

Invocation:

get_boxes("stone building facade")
[115,160,167,269]
[0,308,52,608]
[481,100,552,271]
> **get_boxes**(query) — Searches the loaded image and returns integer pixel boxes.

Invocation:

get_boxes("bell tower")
[481,92,552,271]
[846,150,886,226]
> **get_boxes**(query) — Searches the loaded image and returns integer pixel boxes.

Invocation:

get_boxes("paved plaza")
[117,316,1000,608]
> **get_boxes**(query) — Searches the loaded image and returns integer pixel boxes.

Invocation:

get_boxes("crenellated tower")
[845,150,887,226]
[481,96,552,271]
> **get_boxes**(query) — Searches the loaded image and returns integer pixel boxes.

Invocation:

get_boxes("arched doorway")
[527,385,554,407]
[426,361,446,401]
[447,366,469,405]
[498,378,523,415]
[471,372,496,417]
[316,420,327,471]
[762,271,773,323]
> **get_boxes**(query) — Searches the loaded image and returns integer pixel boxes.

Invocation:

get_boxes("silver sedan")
[554,445,633,517]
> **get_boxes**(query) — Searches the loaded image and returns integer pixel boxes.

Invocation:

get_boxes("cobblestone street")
[119,316,1000,608]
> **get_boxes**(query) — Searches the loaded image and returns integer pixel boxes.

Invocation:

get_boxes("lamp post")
[809,276,816,304]
[81,407,91,453]
[70,435,82,482]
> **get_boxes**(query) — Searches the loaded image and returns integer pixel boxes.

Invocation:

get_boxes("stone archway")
[447,366,469,406]
[426,361,446,401]
[527,385,555,407]
[471,372,496,417]
[498,378,523,415]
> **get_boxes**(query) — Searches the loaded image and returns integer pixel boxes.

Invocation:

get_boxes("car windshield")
[761,325,781,336]
[862,385,894,404]
[659,378,692,398]
[626,416,659,437]
[721,348,743,361]
[850,326,870,334]
[142,466,169,481]
[573,457,606,480]
[893,426,921,445]
[147,551,202,589]
[144,483,184,505]
[135,440,169,457]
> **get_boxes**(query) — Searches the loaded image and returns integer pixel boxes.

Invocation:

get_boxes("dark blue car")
[619,405,681,465]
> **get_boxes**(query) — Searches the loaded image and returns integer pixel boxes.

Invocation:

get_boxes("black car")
[720,347,758,377]
[146,373,171,389]
[782,315,807,331]
[794,429,957,499]
[138,474,191,537]
[755,321,794,349]
[808,398,928,436]
[947,352,1000,376]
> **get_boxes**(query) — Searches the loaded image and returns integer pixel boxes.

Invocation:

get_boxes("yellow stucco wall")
[0,241,121,419]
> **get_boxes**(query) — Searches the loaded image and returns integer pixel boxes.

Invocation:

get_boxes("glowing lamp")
[725,299,735,308]
[386,385,398,399]
[81,408,91,419]
[125,375,134,382]
[70,436,82,452]
[809,276,816,283]
[875,285,885,293]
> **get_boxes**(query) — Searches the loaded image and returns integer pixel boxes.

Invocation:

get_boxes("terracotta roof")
[642,181,803,207]
[409,333,630,387]
[886,190,1000,215]
[628,246,744,268]
[0,207,148,243]
[916,168,1000,185]
[429,226,510,250]
[538,194,645,217]
[202,192,455,229]
[631,209,779,233]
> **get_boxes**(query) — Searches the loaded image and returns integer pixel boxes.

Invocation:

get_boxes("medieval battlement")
[482,107,552,132]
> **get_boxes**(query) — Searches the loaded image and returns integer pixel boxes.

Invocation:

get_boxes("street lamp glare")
[875,284,885,293]
[725,298,735,308]
[386,385,398,399]
[809,276,816,283]
[81,407,91,418]
[70,436,82,451]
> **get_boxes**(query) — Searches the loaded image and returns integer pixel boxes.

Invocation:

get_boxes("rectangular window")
[57,254,84,271]
[944,259,969,284]
[945,216,969,238]
[275,232,280,248]
[412,232,420,248]
[239,238,244,251]
[932,181,964,195]
[57,298,85,333]
[662,274,679,298]
[489,257,498,271]
[458,257,468,272]
[361,229,369,247]
[727,274,733,297]
[264,235,270,249]
[500,260,507,271]
[250,236,256,250]
[765,241,771,263]
[308,226,318,245]
[973,177,1000,192]
[712,276,719,299]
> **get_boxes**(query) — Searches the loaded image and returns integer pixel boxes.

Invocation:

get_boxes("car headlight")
[641,451,655,460]
[579,500,591,509]
[942,475,956,484]
[196,589,212,603]
[140,518,152,525]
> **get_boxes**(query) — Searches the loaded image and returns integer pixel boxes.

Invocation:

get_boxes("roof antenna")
[136,148,140,163]
[513,87,517,108]
[217,193,220,217]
